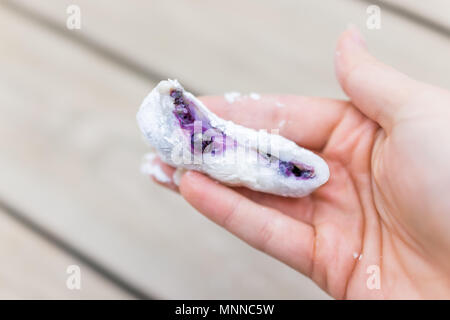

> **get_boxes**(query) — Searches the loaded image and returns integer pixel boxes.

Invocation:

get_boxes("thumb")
[335,26,423,131]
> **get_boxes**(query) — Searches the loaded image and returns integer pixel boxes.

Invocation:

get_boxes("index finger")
[179,170,316,276]
[200,95,349,151]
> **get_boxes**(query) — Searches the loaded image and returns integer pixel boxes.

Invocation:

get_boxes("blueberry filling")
[278,160,315,179]
[171,90,196,126]
[171,89,219,154]
[171,89,315,179]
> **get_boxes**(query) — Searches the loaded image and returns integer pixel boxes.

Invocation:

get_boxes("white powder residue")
[173,167,187,186]
[275,102,285,108]
[225,92,261,103]
[224,91,241,104]
[249,92,261,100]
[141,161,171,183]
[278,120,286,128]
[140,152,171,183]
[352,252,364,260]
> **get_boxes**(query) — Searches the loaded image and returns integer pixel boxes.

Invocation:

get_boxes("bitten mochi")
[137,80,329,197]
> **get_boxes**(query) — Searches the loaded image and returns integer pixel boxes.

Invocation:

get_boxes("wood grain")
[7,0,450,96]
[377,0,450,31]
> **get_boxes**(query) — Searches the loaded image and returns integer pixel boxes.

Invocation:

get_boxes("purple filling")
[171,90,198,127]
[171,89,219,153]
[171,89,315,180]
[278,160,315,180]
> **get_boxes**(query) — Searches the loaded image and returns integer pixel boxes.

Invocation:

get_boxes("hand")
[150,27,450,299]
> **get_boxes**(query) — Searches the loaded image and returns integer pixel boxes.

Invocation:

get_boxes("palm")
[194,96,385,298]
[231,97,450,299]
[230,99,387,299]
[153,93,450,299]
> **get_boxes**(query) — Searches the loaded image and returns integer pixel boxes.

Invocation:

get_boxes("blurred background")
[0,0,449,299]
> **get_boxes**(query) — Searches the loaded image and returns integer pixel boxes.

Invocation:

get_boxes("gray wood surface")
[378,0,450,31]
[0,208,130,299]
[8,0,450,95]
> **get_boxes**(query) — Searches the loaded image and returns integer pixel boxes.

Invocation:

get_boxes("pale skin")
[149,28,450,299]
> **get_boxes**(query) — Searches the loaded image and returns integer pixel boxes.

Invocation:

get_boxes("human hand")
[149,27,450,299]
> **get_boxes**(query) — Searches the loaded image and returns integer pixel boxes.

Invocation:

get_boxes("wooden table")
[0,0,448,299]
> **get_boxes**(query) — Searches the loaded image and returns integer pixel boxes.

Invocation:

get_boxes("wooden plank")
[0,6,329,298]
[7,0,450,98]
[0,208,131,299]
[377,0,450,31]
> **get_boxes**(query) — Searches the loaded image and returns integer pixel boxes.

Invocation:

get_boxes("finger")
[335,26,423,131]
[199,95,348,151]
[234,187,315,225]
[150,157,315,223]
[152,164,315,224]
[179,171,315,275]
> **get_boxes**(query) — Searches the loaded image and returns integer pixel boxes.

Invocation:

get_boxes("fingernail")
[347,23,366,48]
